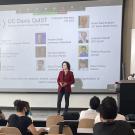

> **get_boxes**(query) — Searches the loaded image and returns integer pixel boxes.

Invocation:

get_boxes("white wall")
[0,93,117,108]
[122,0,133,78]
[131,29,135,73]
[130,0,135,74]
[133,0,135,28]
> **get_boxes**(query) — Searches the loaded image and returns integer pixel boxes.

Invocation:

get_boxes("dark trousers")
[57,89,70,114]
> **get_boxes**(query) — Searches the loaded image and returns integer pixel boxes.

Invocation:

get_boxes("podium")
[117,80,135,115]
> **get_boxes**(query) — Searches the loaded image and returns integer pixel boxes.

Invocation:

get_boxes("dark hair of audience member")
[15,100,26,112]
[14,99,21,108]
[22,101,30,110]
[0,109,5,120]
[0,110,2,114]
[22,101,31,115]
[90,96,100,110]
[100,96,118,120]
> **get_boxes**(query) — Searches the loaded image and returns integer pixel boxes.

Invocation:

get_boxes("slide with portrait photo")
[0,0,123,92]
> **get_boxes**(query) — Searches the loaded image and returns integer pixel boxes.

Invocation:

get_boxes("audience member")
[0,109,5,120]
[79,96,100,120]
[22,100,33,120]
[93,97,134,135]
[14,99,21,108]
[8,100,45,135]
[14,99,33,120]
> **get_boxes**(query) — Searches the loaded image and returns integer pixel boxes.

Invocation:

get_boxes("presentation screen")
[0,0,123,92]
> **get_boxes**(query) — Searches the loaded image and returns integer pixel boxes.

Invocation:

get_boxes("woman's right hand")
[60,82,63,87]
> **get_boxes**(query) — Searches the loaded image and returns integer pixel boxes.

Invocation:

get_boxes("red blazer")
[57,70,75,93]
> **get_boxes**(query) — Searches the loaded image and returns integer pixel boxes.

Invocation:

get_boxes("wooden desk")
[33,118,79,134]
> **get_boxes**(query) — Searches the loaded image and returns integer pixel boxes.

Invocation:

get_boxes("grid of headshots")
[35,33,46,71]
[78,15,89,70]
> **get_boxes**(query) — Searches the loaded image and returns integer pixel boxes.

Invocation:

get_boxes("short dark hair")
[90,96,100,110]
[0,110,2,114]
[14,99,21,108]
[22,100,30,111]
[100,96,118,120]
[15,100,26,112]
[62,61,70,70]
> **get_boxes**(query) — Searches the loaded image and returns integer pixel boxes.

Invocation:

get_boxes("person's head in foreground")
[14,100,30,116]
[90,96,100,111]
[14,99,21,108]
[22,100,31,116]
[93,96,134,135]
[8,100,45,135]
[99,96,117,122]
[15,100,28,114]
